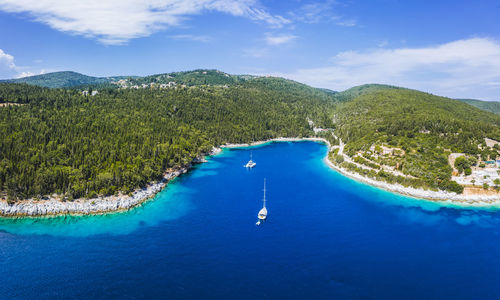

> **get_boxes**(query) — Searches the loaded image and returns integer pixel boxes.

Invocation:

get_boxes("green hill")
[317,88,338,94]
[1,70,500,199]
[0,79,336,200]
[1,69,258,89]
[332,87,500,193]
[126,69,245,86]
[457,98,500,115]
[1,71,112,88]
[333,84,402,101]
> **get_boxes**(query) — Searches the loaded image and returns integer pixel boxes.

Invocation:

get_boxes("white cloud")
[0,48,46,79]
[276,38,500,101]
[265,34,296,45]
[0,49,18,78]
[335,19,356,27]
[243,47,269,58]
[169,34,211,42]
[16,70,47,78]
[289,1,356,27]
[0,49,16,69]
[377,40,388,48]
[290,1,334,24]
[0,0,289,45]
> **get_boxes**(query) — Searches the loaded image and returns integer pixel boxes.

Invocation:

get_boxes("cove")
[1,141,500,299]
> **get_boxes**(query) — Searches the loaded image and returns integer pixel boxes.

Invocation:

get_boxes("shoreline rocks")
[0,168,189,217]
[0,146,225,218]
[323,156,500,208]
[4,137,500,218]
[221,137,328,149]
[223,137,500,207]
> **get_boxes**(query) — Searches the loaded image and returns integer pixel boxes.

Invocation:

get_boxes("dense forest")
[0,71,131,88]
[333,88,500,193]
[125,69,251,87]
[331,84,402,102]
[0,78,336,200]
[457,98,500,115]
[0,69,251,89]
[2,70,500,200]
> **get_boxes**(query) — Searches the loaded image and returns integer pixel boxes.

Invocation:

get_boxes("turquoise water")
[1,141,500,298]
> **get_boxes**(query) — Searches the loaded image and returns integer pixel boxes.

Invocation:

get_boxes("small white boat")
[257,179,268,221]
[244,152,256,168]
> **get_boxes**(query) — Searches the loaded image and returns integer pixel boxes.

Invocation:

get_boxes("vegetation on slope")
[0,81,335,200]
[332,84,402,102]
[126,69,251,87]
[333,88,500,193]
[0,71,130,88]
[2,71,500,199]
[457,98,500,115]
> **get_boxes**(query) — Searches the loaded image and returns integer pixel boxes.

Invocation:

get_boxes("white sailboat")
[244,152,256,168]
[256,179,268,225]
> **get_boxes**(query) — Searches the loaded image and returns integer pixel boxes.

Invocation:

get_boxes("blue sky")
[0,0,499,100]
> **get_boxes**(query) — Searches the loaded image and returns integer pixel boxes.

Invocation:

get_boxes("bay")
[1,141,500,299]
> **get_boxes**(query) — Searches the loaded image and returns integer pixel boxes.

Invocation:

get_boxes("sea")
[1,141,500,299]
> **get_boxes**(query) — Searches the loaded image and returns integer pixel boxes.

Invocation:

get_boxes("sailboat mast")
[263,179,266,208]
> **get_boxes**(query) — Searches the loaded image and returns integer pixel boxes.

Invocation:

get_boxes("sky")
[0,0,499,100]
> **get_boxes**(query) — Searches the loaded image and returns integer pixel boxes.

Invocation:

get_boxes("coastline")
[321,151,500,208]
[3,136,500,217]
[0,168,188,218]
[222,137,500,207]
[0,138,326,217]
[220,137,330,149]
[0,147,222,217]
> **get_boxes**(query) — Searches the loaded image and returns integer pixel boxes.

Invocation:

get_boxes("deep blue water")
[2,141,500,299]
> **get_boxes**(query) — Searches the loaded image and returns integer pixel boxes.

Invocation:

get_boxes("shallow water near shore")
[2,141,500,298]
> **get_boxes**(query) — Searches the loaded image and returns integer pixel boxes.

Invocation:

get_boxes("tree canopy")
[0,80,335,200]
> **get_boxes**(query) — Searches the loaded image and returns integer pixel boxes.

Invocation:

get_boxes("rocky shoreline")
[0,147,222,217]
[323,154,500,208]
[223,137,500,207]
[0,138,327,218]
[3,137,500,217]
[221,137,328,148]
[0,168,188,217]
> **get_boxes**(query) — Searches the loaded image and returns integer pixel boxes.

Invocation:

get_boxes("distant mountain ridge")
[3,70,500,115]
[456,98,500,115]
[331,84,404,102]
[118,69,258,88]
[1,70,255,89]
[331,83,500,115]
[1,71,131,88]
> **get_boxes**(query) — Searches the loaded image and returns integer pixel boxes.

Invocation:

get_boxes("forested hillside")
[2,70,500,200]
[457,98,500,115]
[0,69,251,89]
[0,80,335,200]
[333,88,500,193]
[332,84,401,102]
[1,71,130,88]
[125,69,251,87]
